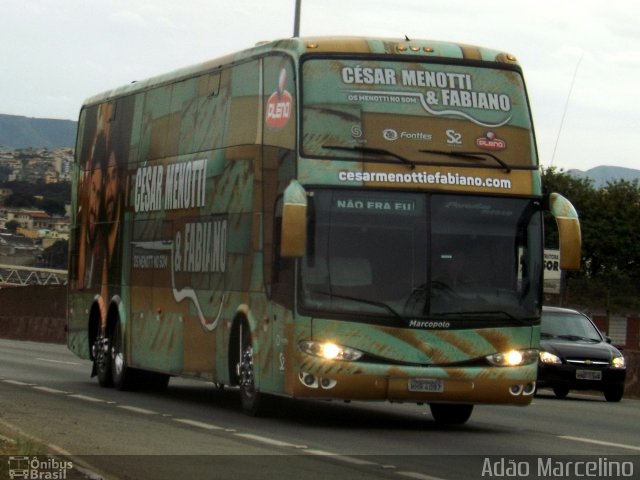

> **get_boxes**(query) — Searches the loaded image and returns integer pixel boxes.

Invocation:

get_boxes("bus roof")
[81,36,520,109]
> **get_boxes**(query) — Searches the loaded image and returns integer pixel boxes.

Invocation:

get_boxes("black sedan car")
[537,306,626,401]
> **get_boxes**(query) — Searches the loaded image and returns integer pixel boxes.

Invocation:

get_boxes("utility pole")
[293,0,301,37]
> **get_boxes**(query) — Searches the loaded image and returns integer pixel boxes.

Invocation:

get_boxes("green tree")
[592,180,640,278]
[36,198,66,216]
[40,240,69,269]
[542,167,640,311]
[5,191,35,208]
[5,219,19,233]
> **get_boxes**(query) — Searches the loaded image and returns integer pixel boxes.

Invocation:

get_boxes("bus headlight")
[539,351,561,365]
[611,356,626,369]
[299,341,364,361]
[486,349,538,367]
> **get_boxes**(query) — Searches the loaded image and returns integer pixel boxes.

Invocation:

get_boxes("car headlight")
[611,356,626,369]
[486,349,538,367]
[539,351,562,365]
[299,341,364,361]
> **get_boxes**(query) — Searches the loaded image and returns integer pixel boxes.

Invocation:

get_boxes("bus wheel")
[110,320,132,390]
[94,334,113,388]
[238,324,263,416]
[429,403,473,425]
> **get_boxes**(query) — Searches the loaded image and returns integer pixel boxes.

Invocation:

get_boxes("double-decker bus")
[67,36,581,424]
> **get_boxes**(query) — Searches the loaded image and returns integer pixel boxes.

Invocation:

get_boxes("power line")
[550,54,583,167]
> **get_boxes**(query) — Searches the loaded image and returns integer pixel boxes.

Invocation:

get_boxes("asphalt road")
[1,338,638,480]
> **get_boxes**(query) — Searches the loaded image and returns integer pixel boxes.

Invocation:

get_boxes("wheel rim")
[113,349,124,377]
[239,346,256,398]
[94,336,109,372]
[112,323,124,378]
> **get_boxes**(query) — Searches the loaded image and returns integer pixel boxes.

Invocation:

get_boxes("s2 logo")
[446,129,462,145]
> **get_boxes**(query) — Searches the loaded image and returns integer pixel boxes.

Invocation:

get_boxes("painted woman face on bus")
[104,151,120,223]
[88,166,103,243]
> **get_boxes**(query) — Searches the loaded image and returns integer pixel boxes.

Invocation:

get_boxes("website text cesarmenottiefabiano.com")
[338,170,513,190]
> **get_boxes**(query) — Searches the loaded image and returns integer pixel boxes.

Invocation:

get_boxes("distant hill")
[0,114,76,149]
[567,166,640,188]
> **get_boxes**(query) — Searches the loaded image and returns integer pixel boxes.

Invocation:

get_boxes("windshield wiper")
[556,334,599,342]
[310,290,403,321]
[323,145,416,170]
[419,149,511,173]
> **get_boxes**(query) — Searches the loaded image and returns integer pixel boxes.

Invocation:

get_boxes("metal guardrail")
[0,263,67,287]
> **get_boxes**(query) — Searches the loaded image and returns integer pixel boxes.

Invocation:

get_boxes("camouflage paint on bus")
[68,37,543,407]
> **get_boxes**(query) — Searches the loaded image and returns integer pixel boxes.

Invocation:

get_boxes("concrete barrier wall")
[0,285,67,344]
[624,350,640,398]
[0,315,66,344]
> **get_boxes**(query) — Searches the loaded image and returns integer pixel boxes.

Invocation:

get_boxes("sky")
[2,0,639,172]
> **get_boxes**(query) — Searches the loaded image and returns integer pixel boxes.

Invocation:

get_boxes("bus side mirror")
[280,180,307,258]
[547,192,581,271]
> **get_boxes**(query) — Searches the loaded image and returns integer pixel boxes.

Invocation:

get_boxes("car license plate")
[409,378,444,393]
[576,369,602,381]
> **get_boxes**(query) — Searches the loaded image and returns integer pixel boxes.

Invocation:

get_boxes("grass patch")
[0,433,47,456]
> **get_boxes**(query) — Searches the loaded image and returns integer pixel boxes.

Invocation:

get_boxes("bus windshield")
[302,57,536,169]
[299,190,542,323]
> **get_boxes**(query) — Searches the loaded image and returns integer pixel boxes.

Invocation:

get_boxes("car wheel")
[429,404,473,425]
[552,386,569,399]
[604,385,624,402]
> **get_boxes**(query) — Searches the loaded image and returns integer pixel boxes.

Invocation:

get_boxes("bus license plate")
[409,378,444,393]
[576,370,602,381]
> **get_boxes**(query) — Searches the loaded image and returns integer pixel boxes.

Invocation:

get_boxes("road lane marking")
[118,405,158,415]
[36,357,82,366]
[68,394,106,403]
[173,418,224,430]
[559,435,640,452]
[234,432,303,449]
[2,379,35,386]
[397,472,451,480]
[32,386,68,394]
[306,450,378,466]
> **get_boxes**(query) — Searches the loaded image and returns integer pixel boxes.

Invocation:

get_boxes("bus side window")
[271,199,295,307]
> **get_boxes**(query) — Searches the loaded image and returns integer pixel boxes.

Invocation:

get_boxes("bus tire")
[111,319,134,390]
[94,333,113,388]
[429,403,473,425]
[237,320,263,416]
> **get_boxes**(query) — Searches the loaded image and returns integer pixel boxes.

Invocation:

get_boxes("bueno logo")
[266,68,293,129]
[476,131,506,151]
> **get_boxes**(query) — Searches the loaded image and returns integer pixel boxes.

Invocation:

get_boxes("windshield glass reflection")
[299,190,542,323]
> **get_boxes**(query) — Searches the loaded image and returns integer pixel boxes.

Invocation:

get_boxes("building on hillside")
[0,188,12,202]
[1,208,49,231]
[42,230,70,249]
[0,231,41,266]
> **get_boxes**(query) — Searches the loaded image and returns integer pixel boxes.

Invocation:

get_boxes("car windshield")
[541,311,602,342]
[298,189,543,325]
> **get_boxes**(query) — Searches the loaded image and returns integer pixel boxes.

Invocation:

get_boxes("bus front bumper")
[290,363,536,405]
